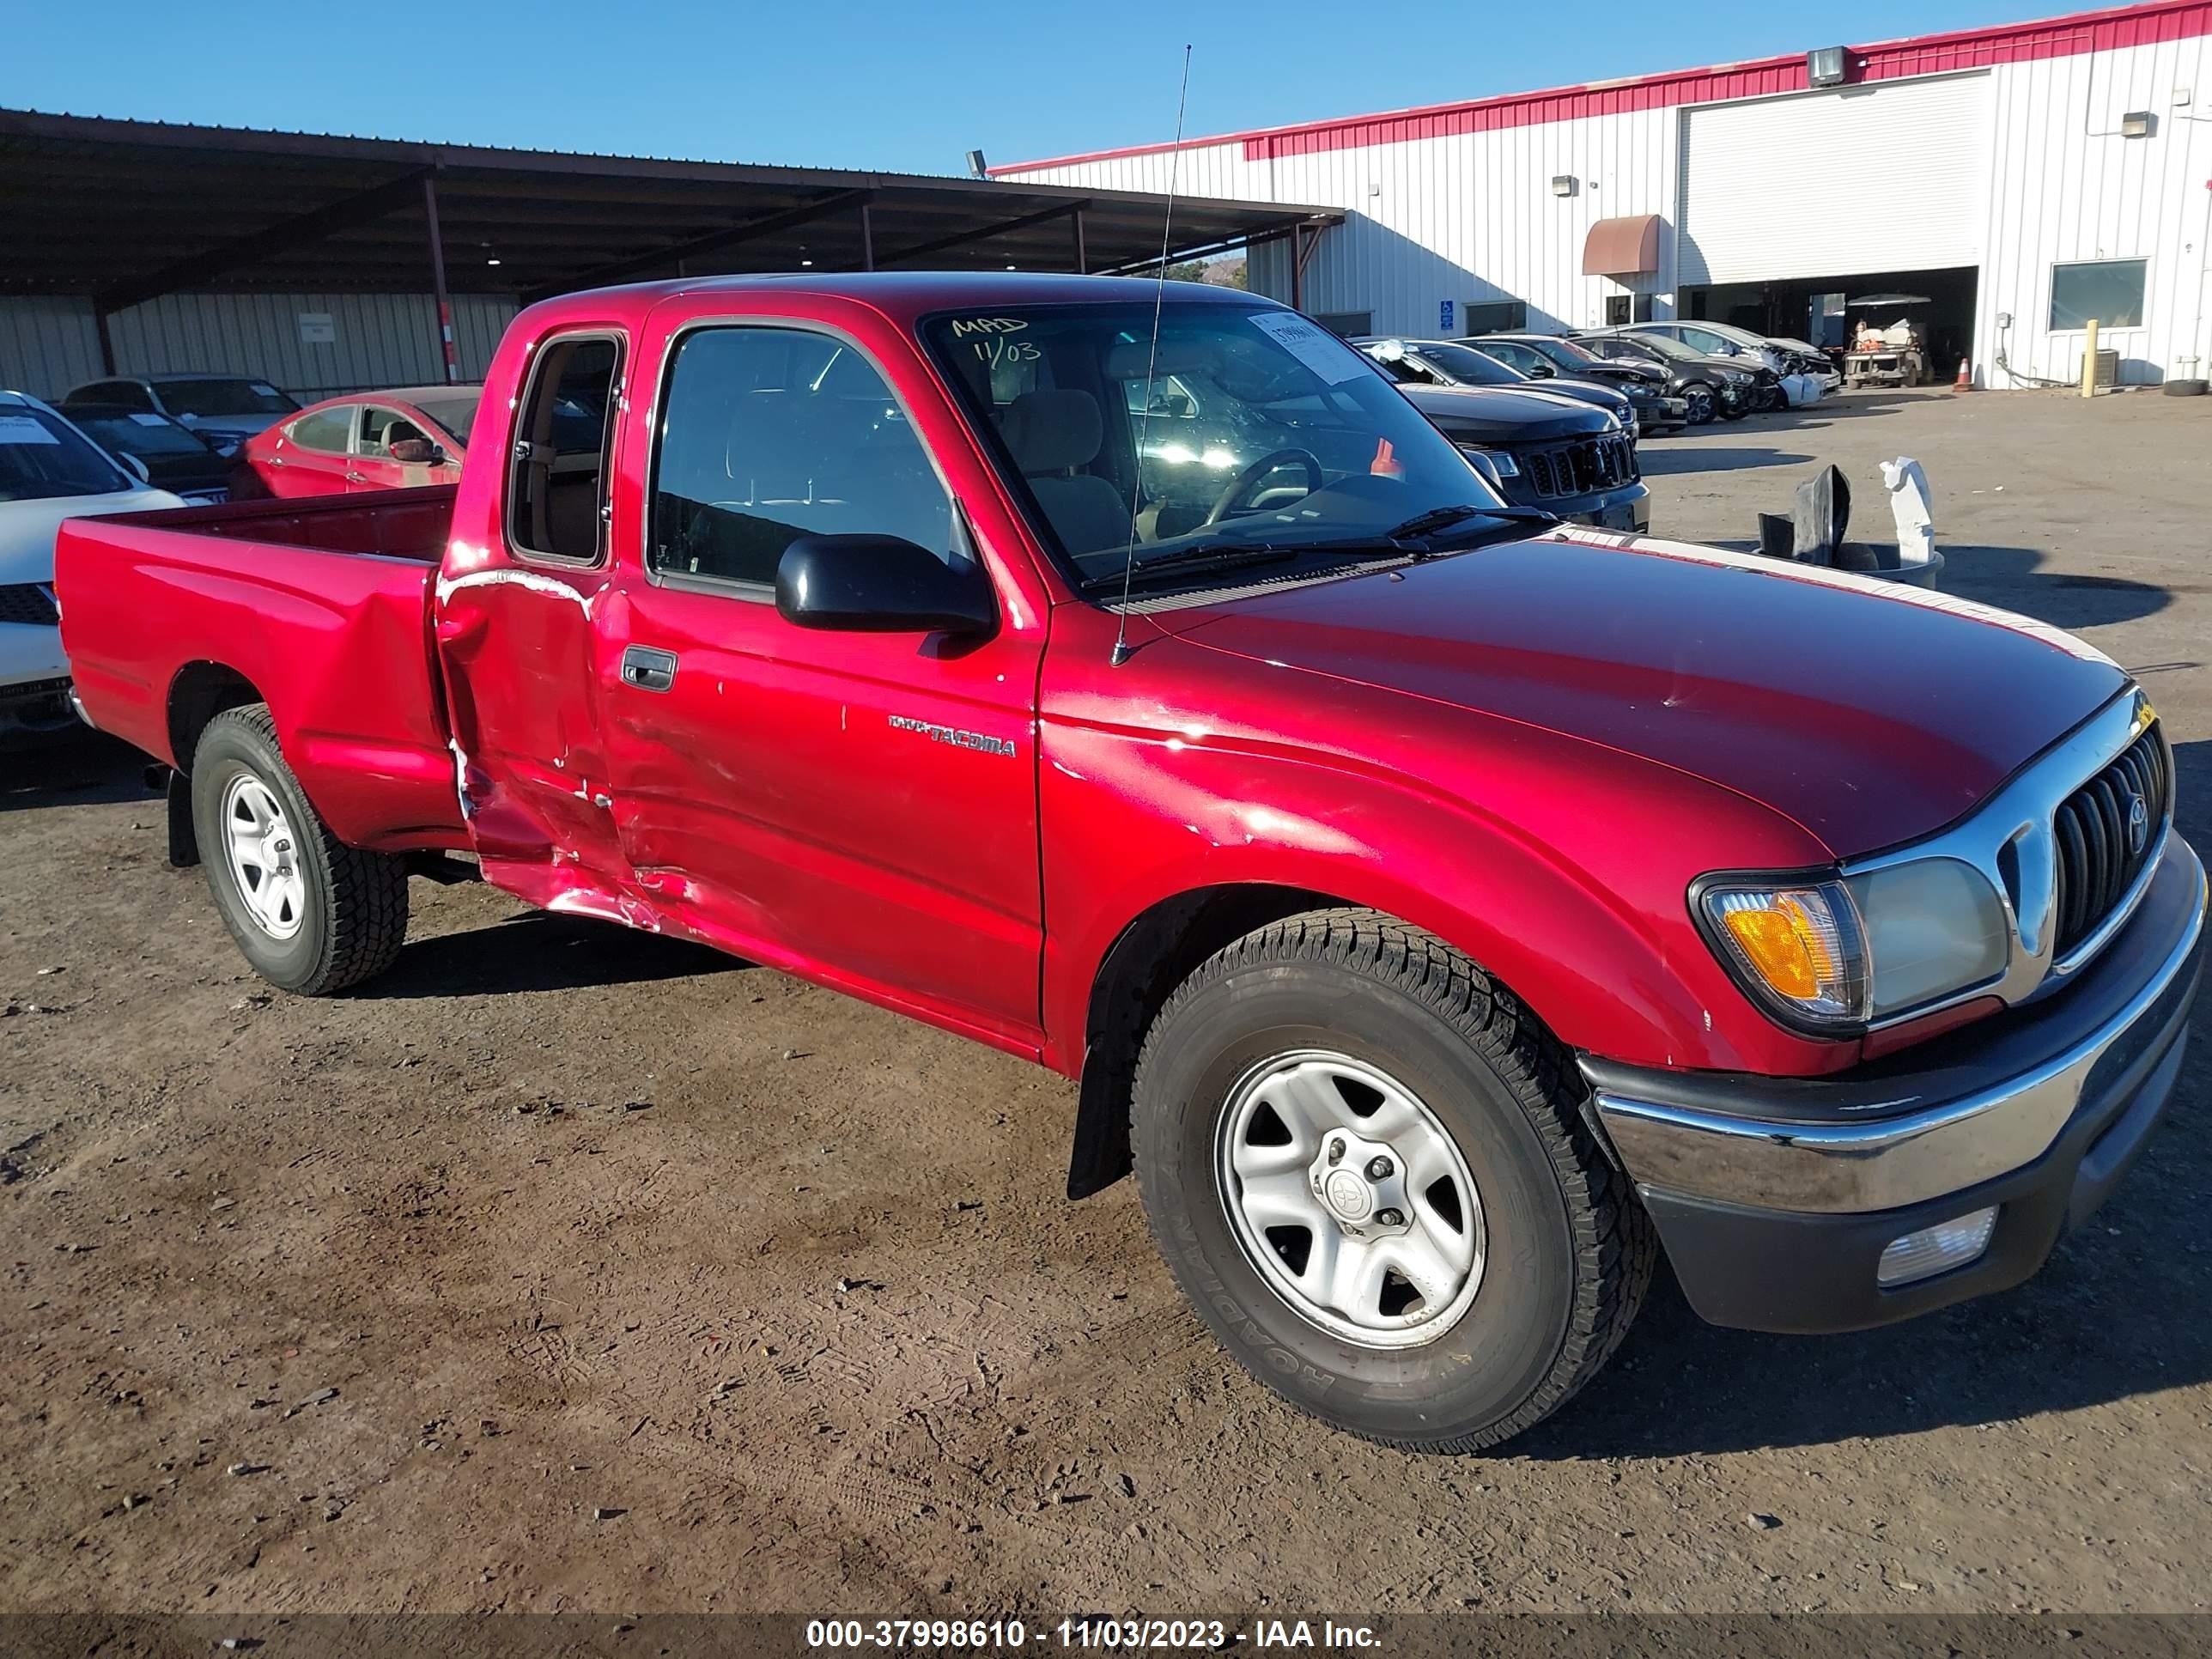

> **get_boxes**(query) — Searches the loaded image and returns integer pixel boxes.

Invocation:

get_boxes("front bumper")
[1582,836,2205,1333]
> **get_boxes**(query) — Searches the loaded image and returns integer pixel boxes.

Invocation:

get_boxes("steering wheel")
[1204,447,1325,526]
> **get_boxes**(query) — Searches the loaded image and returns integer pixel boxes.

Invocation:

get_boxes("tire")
[1681,384,1716,425]
[190,704,409,994]
[2162,378,2207,398]
[1130,908,1655,1452]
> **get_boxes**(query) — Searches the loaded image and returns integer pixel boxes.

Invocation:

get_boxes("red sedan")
[236,384,479,499]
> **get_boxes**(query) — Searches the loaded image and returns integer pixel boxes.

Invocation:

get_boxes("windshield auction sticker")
[1247,311,1370,385]
[0,415,61,446]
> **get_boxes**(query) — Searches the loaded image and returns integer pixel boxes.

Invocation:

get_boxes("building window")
[1311,311,1374,337]
[1461,300,1527,334]
[2049,259,2146,330]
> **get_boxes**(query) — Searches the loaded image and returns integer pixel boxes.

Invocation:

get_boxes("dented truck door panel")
[434,327,644,921]
[589,312,1048,1051]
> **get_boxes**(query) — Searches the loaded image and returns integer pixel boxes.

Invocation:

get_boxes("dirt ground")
[4,386,2210,1620]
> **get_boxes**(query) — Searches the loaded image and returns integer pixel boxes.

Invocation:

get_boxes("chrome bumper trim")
[1596,839,2204,1214]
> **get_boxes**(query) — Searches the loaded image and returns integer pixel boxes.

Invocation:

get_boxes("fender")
[1038,623,1862,1083]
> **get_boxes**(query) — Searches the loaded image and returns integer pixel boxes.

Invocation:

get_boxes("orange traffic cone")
[1954,357,1972,392]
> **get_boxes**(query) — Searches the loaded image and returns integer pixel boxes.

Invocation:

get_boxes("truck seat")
[1000,390,1132,557]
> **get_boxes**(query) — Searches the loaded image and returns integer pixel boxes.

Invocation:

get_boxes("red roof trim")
[991,0,2212,173]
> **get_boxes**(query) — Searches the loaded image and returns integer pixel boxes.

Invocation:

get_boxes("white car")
[2,391,184,740]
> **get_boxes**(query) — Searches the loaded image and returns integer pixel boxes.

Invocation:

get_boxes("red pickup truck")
[58,274,2204,1452]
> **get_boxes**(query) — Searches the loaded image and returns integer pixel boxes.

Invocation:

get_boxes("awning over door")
[1583,215,1662,277]
[1583,216,1663,277]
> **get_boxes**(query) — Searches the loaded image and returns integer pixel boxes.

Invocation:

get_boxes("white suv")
[1,392,182,740]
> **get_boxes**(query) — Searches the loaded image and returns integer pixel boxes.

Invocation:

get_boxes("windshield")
[1408,343,1519,386]
[922,301,1509,589]
[1616,332,1702,363]
[412,392,481,445]
[70,410,212,457]
[0,405,133,501]
[1523,336,1607,370]
[157,378,299,417]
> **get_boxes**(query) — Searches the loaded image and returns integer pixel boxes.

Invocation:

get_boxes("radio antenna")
[1109,43,1193,667]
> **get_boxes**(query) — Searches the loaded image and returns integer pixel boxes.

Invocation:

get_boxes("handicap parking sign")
[1439,300,1455,331]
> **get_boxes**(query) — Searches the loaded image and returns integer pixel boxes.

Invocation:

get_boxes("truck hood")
[1175,532,2127,858]
[0,488,185,586]
[1398,383,1616,442]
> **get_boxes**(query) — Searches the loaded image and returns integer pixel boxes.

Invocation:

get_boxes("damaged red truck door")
[437,299,1052,1050]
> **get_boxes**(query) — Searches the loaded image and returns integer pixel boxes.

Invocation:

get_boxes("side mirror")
[117,452,151,485]
[389,438,443,465]
[776,534,995,635]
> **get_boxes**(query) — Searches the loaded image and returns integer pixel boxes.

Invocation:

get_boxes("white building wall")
[1981,32,2212,385]
[1002,25,2212,387]
[0,290,518,403]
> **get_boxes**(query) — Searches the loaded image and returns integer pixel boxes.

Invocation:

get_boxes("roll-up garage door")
[1678,72,1991,285]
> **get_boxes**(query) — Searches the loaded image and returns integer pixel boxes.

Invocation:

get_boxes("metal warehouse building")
[0,111,1329,404]
[996,0,2212,388]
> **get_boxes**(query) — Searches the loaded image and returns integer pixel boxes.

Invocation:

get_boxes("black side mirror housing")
[776,534,996,635]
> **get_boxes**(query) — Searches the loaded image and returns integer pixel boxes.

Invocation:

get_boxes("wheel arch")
[167,660,269,774]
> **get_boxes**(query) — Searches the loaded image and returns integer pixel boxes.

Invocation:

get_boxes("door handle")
[619,646,678,693]
[345,470,367,483]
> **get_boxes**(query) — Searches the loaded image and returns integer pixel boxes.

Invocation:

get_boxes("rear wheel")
[1130,908,1654,1452]
[191,705,409,994]
[1680,384,1717,424]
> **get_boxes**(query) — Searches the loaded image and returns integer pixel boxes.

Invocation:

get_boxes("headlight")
[1842,858,2010,1018]
[1459,445,1519,477]
[1696,858,2012,1033]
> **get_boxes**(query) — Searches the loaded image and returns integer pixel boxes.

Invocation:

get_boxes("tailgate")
[58,489,464,849]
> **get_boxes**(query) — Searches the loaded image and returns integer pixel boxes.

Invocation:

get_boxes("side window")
[508,334,621,565]
[289,407,352,453]
[647,326,952,589]
[358,406,426,457]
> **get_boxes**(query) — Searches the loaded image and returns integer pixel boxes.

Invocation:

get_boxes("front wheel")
[1130,908,1654,1452]
[191,705,410,994]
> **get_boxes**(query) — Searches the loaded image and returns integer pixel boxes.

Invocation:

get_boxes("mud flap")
[163,768,199,868]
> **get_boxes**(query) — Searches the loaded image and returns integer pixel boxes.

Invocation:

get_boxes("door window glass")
[358,406,428,457]
[508,335,621,564]
[288,407,352,454]
[647,327,951,589]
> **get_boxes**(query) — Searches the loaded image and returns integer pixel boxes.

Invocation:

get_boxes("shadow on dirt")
[359,909,745,999]
[1637,447,1814,476]
[0,732,155,814]
[1521,738,2209,1459]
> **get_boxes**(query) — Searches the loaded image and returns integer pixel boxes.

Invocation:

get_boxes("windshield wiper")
[1079,543,1302,595]
[1082,505,1562,596]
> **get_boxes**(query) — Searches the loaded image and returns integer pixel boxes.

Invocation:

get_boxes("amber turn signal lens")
[1699,878,1869,1028]
[1720,897,1834,999]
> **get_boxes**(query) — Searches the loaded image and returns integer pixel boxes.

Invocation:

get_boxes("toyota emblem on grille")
[2124,789,2149,854]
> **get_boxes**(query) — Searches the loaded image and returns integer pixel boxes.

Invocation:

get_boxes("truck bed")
[57,487,467,851]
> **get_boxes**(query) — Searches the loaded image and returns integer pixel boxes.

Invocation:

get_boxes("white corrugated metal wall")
[1002,23,2212,387]
[1982,29,2212,385]
[0,291,517,402]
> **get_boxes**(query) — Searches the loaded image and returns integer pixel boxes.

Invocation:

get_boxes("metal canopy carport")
[0,108,1338,379]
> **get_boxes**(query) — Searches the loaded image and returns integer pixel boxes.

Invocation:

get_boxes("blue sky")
[9,0,2058,173]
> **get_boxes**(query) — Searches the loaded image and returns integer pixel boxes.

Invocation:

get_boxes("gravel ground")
[3,385,2209,1618]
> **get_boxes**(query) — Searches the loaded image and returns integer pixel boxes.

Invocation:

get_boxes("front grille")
[1517,433,1638,501]
[2052,724,2169,957]
[0,583,59,627]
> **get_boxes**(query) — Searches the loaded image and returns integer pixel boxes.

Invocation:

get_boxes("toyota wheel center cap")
[1324,1169,1373,1221]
